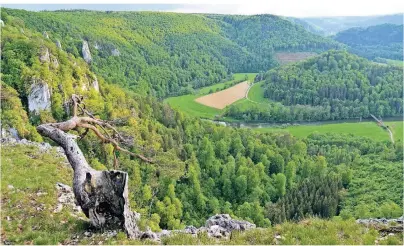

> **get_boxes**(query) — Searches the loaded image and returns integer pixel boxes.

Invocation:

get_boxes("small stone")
[6,216,11,221]
[7,185,14,190]
[84,231,92,237]
[54,204,63,213]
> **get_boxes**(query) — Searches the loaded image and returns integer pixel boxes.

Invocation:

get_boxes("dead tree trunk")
[36,95,152,239]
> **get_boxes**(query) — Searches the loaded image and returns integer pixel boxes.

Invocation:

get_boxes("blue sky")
[2,1,404,17]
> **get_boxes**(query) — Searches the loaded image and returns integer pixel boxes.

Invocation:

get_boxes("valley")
[0,5,403,245]
[165,73,256,119]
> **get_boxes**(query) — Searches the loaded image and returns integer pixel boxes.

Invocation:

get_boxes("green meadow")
[165,73,257,119]
[247,80,267,103]
[254,120,403,142]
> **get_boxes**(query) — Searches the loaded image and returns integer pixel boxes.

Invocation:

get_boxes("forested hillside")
[1,7,403,244]
[334,24,403,60]
[1,8,341,98]
[226,50,403,122]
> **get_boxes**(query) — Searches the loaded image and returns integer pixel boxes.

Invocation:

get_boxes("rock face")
[39,47,50,63]
[92,77,100,92]
[55,39,62,49]
[28,81,51,114]
[203,214,256,238]
[82,40,92,63]
[111,48,120,56]
[1,127,19,140]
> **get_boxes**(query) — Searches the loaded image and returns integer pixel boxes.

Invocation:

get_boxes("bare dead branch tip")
[48,94,153,169]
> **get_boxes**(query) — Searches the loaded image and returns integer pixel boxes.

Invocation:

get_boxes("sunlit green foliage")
[1,8,341,98]
[226,50,403,122]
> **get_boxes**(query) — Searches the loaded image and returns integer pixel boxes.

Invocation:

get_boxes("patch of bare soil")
[195,81,250,109]
[275,52,317,65]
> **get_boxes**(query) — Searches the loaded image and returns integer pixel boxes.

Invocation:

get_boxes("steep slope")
[226,50,403,122]
[1,9,403,244]
[209,14,342,54]
[302,14,404,35]
[0,14,340,229]
[334,24,403,60]
[1,8,341,98]
[4,144,398,245]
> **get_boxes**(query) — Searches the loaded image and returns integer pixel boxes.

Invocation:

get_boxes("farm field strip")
[165,73,257,119]
[195,81,250,109]
[253,120,403,142]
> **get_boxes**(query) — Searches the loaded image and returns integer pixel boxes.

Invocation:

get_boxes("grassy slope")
[0,144,155,245]
[164,217,401,245]
[2,143,402,245]
[1,145,83,244]
[254,121,403,142]
[165,73,256,119]
[247,81,266,103]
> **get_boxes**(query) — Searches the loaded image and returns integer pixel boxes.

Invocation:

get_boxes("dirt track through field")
[195,81,250,109]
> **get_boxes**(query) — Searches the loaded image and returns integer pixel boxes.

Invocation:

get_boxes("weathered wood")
[37,124,140,238]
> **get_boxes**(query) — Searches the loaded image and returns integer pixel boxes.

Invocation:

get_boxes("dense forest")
[226,50,403,122]
[0,8,342,98]
[1,11,402,234]
[334,24,403,60]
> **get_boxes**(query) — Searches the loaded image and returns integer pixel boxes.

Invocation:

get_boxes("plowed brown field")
[195,81,250,109]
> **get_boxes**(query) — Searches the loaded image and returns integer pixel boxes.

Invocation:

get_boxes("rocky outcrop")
[155,214,256,240]
[92,77,100,92]
[357,217,403,239]
[82,40,92,64]
[111,48,120,56]
[28,81,51,114]
[94,42,101,50]
[43,31,49,39]
[1,127,19,140]
[54,183,84,218]
[0,20,4,27]
[1,136,67,163]
[202,214,256,238]
[357,217,403,226]
[39,47,50,63]
[55,39,62,49]
[51,56,59,68]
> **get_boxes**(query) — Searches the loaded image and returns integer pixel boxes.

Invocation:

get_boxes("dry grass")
[195,81,250,109]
